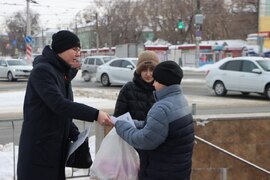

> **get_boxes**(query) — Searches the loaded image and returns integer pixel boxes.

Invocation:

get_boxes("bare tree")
[80,0,258,46]
[202,0,230,39]
[141,0,196,44]
[226,0,258,39]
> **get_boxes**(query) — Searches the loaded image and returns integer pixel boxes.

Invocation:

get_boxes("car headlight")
[14,69,23,72]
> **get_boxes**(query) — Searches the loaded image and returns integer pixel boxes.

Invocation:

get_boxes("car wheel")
[241,92,250,96]
[7,72,15,81]
[82,72,91,82]
[264,85,270,99]
[101,74,110,86]
[213,81,227,96]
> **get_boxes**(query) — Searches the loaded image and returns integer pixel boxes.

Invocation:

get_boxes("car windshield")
[257,60,270,71]
[7,60,28,66]
[103,56,115,63]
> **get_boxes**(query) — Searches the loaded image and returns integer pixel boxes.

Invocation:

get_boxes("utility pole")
[194,0,203,67]
[26,0,38,36]
[108,15,112,55]
[26,0,32,63]
[95,12,99,54]
[108,1,112,55]
[75,12,80,35]
[25,0,37,62]
[26,0,31,36]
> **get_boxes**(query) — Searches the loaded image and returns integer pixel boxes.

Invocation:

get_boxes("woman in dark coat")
[17,30,111,180]
[113,51,160,121]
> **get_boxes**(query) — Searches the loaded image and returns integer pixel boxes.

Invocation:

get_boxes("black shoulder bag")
[66,137,93,168]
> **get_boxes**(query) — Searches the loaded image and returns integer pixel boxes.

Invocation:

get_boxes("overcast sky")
[0,0,97,32]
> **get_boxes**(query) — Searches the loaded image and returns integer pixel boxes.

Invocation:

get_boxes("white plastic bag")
[90,127,139,180]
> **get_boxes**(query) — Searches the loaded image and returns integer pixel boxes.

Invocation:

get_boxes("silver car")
[81,56,116,82]
[0,59,33,81]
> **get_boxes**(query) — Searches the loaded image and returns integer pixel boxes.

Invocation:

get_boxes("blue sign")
[12,40,17,45]
[25,36,32,43]
[195,31,202,37]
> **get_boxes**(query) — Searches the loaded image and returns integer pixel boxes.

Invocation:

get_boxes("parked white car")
[81,55,116,82]
[96,57,138,86]
[205,56,270,99]
[0,59,33,81]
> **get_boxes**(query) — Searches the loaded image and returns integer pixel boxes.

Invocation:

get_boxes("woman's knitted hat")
[51,30,81,54]
[136,51,160,74]
[153,61,183,86]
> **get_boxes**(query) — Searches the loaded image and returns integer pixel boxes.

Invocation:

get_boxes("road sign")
[25,36,32,43]
[12,40,17,45]
[195,31,202,37]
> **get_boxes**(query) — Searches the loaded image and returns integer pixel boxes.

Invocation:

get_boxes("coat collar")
[133,71,155,92]
[154,84,182,101]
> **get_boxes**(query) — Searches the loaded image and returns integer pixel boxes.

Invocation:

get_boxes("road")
[0,70,270,115]
[0,69,270,144]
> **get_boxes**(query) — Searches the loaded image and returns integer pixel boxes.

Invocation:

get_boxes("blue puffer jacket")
[115,85,195,180]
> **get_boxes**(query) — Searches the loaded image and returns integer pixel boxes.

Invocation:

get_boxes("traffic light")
[178,19,185,29]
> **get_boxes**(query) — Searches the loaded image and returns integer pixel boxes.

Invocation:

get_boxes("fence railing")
[1,118,269,180]
[0,118,95,180]
[195,135,270,177]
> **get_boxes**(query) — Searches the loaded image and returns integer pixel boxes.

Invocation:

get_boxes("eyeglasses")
[72,47,81,53]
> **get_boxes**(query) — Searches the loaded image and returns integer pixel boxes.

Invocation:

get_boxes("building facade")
[259,0,270,48]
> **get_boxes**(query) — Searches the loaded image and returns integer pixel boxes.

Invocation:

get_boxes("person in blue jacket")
[17,30,111,180]
[113,60,195,180]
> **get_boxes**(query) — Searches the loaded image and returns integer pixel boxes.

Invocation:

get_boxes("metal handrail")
[1,119,270,179]
[195,135,270,175]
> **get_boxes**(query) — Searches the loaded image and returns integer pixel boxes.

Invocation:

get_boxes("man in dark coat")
[17,30,111,180]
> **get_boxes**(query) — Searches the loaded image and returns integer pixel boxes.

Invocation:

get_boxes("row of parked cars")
[0,58,33,81]
[3,55,270,100]
[81,55,270,100]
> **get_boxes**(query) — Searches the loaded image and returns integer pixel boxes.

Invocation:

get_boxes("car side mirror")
[252,68,262,74]
[126,65,134,69]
